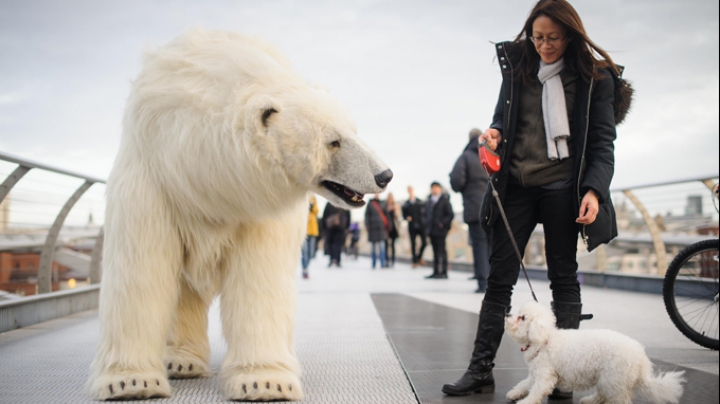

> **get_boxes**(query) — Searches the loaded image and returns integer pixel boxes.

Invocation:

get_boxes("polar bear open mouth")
[322,181,366,207]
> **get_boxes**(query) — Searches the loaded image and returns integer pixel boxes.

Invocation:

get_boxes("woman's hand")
[576,190,599,225]
[479,128,503,151]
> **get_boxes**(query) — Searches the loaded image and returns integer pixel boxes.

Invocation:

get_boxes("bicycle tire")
[663,239,719,350]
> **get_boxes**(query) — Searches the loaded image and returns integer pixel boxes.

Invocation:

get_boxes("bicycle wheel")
[663,239,719,350]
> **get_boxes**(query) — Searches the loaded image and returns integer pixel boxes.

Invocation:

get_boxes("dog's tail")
[638,370,685,404]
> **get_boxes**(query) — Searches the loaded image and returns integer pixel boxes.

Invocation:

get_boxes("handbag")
[371,200,389,231]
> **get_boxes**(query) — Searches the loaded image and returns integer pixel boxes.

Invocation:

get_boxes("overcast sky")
[0,0,718,223]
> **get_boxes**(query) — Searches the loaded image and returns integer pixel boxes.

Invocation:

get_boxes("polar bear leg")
[165,279,212,379]
[219,218,304,401]
[166,279,212,379]
[87,175,182,400]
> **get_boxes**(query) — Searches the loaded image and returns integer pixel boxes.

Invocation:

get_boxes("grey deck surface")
[0,256,718,403]
[373,293,719,404]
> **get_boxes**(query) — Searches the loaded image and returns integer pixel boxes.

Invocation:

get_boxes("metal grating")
[0,293,417,403]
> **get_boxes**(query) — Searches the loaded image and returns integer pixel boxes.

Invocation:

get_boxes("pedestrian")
[402,186,427,268]
[442,0,628,399]
[301,196,320,279]
[348,222,360,259]
[364,194,388,269]
[322,202,350,268]
[424,182,454,279]
[450,128,491,293]
[385,193,400,268]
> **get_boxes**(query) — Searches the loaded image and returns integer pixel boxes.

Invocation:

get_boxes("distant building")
[0,251,70,296]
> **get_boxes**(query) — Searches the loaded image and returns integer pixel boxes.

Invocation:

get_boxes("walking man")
[402,186,427,268]
[450,128,491,292]
[424,182,454,279]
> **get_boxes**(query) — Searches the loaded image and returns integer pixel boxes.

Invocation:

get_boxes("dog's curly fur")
[504,301,685,404]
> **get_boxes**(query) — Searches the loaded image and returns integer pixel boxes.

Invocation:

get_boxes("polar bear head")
[245,86,393,209]
[126,29,391,214]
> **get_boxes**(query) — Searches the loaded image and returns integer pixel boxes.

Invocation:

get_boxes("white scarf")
[538,58,570,160]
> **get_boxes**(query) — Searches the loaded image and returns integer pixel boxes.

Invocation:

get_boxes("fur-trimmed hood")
[609,66,634,125]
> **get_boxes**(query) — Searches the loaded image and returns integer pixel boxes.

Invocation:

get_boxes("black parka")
[450,137,490,224]
[480,41,630,251]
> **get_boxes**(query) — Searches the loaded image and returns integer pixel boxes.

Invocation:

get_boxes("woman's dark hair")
[514,0,619,82]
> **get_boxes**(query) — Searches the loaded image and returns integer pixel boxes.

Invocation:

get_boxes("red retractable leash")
[479,141,539,303]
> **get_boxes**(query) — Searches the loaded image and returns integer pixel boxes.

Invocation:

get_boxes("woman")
[385,193,400,267]
[442,0,631,399]
[365,194,388,269]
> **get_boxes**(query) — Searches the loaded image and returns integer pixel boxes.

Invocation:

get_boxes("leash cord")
[486,173,539,303]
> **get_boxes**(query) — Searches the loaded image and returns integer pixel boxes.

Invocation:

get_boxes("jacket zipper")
[578,77,594,246]
[503,43,514,164]
[488,43,515,225]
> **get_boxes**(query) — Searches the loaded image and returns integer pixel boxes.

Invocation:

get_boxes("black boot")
[441,301,509,396]
[548,301,593,400]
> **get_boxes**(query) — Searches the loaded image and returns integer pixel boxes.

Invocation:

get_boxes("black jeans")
[430,235,448,274]
[326,228,345,265]
[484,184,581,308]
[409,228,427,263]
[385,237,397,265]
[468,222,491,290]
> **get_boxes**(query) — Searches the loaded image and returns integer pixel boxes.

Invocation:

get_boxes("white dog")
[504,301,685,404]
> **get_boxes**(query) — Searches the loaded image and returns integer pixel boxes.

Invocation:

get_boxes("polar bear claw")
[166,354,210,379]
[223,368,303,402]
[88,371,171,400]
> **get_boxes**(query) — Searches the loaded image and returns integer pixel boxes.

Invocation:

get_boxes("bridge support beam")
[38,181,94,294]
[622,190,668,275]
[0,166,32,204]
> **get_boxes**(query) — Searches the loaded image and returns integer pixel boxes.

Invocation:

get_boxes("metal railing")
[356,174,719,276]
[0,151,106,294]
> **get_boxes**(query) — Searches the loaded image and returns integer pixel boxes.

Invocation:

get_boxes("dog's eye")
[330,141,341,148]
[520,315,526,321]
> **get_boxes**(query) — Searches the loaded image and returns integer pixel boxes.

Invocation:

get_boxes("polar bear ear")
[261,108,278,128]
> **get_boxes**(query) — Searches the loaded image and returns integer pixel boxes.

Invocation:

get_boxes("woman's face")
[532,15,569,64]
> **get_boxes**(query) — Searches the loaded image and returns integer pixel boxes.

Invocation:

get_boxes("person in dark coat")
[443,0,631,398]
[450,128,491,293]
[424,182,454,279]
[322,202,350,268]
[402,186,427,268]
[364,194,388,269]
[384,193,400,267]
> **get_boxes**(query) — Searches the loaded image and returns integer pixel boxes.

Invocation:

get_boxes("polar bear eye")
[330,140,341,148]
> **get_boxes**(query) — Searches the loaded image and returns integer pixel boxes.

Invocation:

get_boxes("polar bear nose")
[375,169,394,188]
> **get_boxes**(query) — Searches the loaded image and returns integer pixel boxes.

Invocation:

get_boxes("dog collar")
[520,344,531,352]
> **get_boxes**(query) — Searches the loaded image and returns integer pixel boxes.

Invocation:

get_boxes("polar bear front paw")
[222,367,303,402]
[166,352,210,379]
[88,370,171,400]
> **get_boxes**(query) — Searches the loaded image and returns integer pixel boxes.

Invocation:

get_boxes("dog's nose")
[375,169,393,188]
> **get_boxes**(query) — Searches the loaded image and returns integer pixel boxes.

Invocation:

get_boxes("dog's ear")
[527,315,553,344]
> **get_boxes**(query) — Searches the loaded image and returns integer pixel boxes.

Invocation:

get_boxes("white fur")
[504,301,685,404]
[87,28,389,401]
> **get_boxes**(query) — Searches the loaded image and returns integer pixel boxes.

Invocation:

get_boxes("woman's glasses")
[530,36,565,46]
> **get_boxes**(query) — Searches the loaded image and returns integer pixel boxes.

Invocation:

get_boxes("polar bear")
[87,29,392,401]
